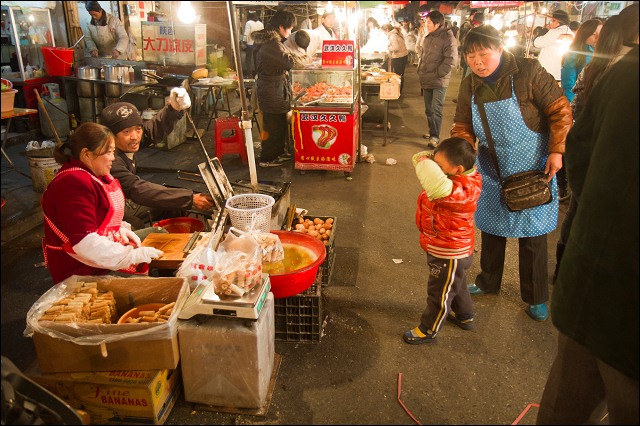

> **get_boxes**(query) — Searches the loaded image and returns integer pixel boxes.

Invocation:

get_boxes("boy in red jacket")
[404,137,482,344]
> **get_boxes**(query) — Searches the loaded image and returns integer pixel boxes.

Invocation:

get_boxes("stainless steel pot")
[78,97,104,123]
[103,65,130,97]
[76,66,103,97]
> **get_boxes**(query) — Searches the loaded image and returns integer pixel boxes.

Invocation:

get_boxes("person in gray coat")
[417,11,457,147]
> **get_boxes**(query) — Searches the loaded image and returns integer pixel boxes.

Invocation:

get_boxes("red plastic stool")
[214,117,247,164]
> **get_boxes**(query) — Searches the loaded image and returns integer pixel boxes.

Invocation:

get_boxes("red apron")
[42,167,148,275]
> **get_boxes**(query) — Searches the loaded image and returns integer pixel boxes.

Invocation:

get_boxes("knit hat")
[85,1,102,13]
[100,103,143,135]
[551,10,570,26]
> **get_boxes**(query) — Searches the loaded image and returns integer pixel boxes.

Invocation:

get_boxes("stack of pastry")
[38,282,117,324]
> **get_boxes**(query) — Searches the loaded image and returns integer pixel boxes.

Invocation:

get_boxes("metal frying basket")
[225,194,275,232]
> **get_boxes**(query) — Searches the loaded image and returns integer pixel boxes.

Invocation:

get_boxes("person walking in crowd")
[381,24,409,94]
[242,11,264,78]
[403,137,482,345]
[451,21,459,40]
[41,123,163,284]
[533,9,573,81]
[315,10,337,41]
[556,18,602,202]
[536,44,639,426]
[458,12,484,78]
[417,11,458,148]
[84,1,137,60]
[101,93,214,232]
[299,15,315,31]
[451,25,572,322]
[253,9,296,168]
[560,19,602,103]
[553,4,638,284]
[405,22,418,66]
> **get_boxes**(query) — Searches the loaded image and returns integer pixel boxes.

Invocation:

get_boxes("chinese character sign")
[322,40,355,69]
[141,23,206,65]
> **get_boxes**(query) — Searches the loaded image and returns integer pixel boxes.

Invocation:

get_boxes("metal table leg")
[1,117,17,172]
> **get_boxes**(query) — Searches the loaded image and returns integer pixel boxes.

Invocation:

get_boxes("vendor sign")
[322,40,355,69]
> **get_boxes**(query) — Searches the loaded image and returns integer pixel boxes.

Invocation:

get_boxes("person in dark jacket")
[417,10,458,147]
[536,45,639,426]
[101,90,214,230]
[253,9,296,168]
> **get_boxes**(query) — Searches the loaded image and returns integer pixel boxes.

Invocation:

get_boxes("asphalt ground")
[1,66,578,425]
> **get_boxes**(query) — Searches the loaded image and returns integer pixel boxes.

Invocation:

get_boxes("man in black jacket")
[101,89,214,230]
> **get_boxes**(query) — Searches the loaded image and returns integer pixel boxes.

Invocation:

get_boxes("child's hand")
[412,150,433,167]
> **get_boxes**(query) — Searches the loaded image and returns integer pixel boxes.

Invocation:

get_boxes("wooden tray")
[141,233,193,270]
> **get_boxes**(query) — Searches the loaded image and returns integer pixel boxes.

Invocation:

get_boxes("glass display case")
[2,6,54,81]
[291,68,359,113]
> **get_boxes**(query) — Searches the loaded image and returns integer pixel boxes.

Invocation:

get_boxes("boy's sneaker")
[467,283,486,295]
[446,312,475,330]
[258,158,285,168]
[403,326,437,345]
[277,152,293,161]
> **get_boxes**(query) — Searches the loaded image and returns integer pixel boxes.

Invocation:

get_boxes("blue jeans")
[422,87,447,139]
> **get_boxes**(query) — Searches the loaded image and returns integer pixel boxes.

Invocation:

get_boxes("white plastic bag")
[176,232,219,291]
[213,228,263,297]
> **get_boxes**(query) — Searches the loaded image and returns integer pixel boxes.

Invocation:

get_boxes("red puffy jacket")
[415,170,482,259]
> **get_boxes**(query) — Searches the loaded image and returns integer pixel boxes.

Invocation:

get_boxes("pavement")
[1,67,580,425]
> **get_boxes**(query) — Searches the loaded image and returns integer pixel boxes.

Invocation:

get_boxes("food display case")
[290,68,360,176]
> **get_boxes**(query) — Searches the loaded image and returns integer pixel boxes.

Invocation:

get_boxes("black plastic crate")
[274,283,324,343]
[300,215,336,286]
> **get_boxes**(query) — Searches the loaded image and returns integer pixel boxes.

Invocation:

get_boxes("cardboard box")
[178,293,275,409]
[27,364,181,425]
[26,276,190,373]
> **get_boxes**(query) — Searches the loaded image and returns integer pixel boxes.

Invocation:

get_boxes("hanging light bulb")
[177,1,195,24]
[326,1,334,14]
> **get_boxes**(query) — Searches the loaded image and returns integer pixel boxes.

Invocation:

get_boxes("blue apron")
[471,78,558,238]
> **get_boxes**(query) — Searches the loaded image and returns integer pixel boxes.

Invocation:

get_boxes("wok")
[141,71,188,87]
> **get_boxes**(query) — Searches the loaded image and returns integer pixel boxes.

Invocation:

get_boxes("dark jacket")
[451,50,572,154]
[254,29,294,114]
[552,47,639,380]
[110,105,193,210]
[417,25,457,89]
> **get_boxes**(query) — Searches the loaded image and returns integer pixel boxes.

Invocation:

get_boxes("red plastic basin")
[268,230,327,299]
[153,217,204,233]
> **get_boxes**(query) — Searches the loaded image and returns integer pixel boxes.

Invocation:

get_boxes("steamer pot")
[103,65,130,97]
[76,66,103,97]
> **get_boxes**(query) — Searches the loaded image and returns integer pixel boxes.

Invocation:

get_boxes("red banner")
[322,40,355,69]
[292,108,359,172]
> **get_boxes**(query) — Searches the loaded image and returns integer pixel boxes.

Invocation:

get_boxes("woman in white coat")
[84,1,136,60]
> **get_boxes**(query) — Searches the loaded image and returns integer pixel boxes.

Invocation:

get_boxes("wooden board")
[141,233,193,270]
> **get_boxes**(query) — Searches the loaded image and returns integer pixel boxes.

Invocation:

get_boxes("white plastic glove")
[169,87,191,111]
[119,227,142,247]
[130,246,164,265]
[72,233,164,271]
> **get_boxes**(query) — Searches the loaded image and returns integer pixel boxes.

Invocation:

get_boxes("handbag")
[476,100,552,212]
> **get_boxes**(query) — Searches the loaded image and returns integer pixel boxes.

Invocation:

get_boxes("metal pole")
[226,1,259,193]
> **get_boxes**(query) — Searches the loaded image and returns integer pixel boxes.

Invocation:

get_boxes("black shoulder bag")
[476,100,552,212]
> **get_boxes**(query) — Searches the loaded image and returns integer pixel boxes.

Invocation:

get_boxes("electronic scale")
[178,274,271,320]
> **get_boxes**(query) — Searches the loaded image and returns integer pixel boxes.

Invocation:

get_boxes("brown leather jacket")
[451,51,572,154]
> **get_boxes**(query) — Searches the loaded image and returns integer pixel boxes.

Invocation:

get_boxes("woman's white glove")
[130,246,164,265]
[119,227,141,247]
[72,233,164,271]
[169,87,191,110]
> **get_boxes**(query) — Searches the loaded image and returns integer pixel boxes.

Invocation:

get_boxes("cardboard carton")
[27,364,180,425]
[26,276,189,373]
[179,293,275,408]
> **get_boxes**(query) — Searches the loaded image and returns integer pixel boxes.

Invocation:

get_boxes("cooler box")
[178,293,275,409]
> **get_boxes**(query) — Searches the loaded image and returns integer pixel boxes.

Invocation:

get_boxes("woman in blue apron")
[451,25,573,321]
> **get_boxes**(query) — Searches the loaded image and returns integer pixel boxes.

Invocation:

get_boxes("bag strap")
[476,100,504,184]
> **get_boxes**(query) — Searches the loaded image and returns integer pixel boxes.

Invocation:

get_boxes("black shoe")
[258,158,285,168]
[558,188,572,202]
[446,313,475,330]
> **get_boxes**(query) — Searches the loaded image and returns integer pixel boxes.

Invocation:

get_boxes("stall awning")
[470,1,523,7]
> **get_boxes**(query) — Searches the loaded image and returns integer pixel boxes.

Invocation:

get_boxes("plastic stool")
[214,117,247,164]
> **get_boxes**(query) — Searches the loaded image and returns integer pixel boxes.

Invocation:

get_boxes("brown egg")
[324,223,333,230]
[313,218,324,225]
[308,229,319,237]
[325,229,331,237]
[318,227,326,234]
[325,218,334,225]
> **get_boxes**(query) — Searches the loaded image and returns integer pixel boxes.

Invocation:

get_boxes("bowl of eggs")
[263,231,326,298]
